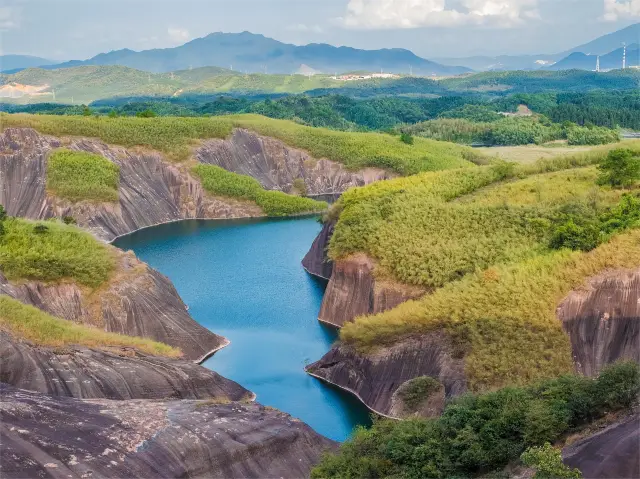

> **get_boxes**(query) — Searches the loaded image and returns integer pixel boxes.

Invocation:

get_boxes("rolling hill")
[0,55,55,73]
[40,31,470,76]
[547,43,640,71]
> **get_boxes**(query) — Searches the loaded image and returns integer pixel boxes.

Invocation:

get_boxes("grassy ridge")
[341,229,640,391]
[0,296,180,357]
[0,218,115,287]
[47,149,120,202]
[1,113,478,173]
[192,164,327,216]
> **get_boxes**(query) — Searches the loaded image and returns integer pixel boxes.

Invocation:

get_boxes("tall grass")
[340,229,640,391]
[192,164,327,216]
[47,149,120,202]
[1,113,478,173]
[0,218,115,287]
[0,296,180,357]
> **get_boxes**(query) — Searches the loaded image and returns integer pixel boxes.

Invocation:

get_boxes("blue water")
[115,217,371,441]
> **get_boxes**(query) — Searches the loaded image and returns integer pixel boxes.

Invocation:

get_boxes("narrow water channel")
[114,217,371,441]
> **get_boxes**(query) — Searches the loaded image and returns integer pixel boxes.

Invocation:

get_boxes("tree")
[521,443,582,479]
[136,109,156,118]
[82,105,92,116]
[598,148,640,188]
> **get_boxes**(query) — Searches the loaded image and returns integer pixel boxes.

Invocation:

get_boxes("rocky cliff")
[306,334,466,418]
[563,414,640,479]
[301,220,335,280]
[0,384,335,479]
[0,331,250,401]
[558,268,640,377]
[196,129,390,196]
[0,250,227,362]
[317,254,424,327]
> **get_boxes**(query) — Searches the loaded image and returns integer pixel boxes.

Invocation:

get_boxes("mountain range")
[435,23,640,71]
[546,43,639,71]
[0,55,55,73]
[30,32,470,76]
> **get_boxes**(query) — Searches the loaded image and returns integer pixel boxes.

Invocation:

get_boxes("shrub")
[400,132,414,145]
[549,219,600,251]
[398,376,442,410]
[597,148,640,188]
[292,178,308,196]
[47,149,120,203]
[192,164,327,216]
[135,109,156,118]
[62,216,77,225]
[521,443,582,479]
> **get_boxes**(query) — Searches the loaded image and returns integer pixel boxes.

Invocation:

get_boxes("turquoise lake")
[114,217,371,441]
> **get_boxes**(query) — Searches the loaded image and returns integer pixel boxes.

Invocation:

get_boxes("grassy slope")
[192,164,327,216]
[329,148,640,391]
[1,113,477,172]
[0,218,115,287]
[0,296,180,357]
[47,149,120,202]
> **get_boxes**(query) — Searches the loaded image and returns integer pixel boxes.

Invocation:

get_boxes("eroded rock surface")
[0,384,335,479]
[563,414,640,479]
[306,335,466,418]
[318,254,424,327]
[302,220,335,280]
[197,129,390,196]
[558,268,640,376]
[0,251,227,362]
[0,332,249,401]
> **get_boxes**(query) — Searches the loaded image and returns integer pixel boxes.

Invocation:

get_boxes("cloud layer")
[602,0,640,21]
[168,27,191,43]
[339,0,540,29]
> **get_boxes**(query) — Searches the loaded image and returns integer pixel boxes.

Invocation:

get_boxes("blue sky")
[1,0,638,60]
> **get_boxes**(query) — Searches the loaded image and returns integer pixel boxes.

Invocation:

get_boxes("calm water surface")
[115,217,371,441]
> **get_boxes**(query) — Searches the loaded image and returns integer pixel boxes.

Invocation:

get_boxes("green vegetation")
[1,113,478,173]
[521,443,582,479]
[47,149,120,202]
[0,217,115,287]
[0,296,180,357]
[397,376,442,410]
[192,164,327,216]
[598,148,640,188]
[312,362,639,479]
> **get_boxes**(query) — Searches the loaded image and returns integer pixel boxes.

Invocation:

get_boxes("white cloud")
[167,27,191,44]
[338,0,540,29]
[0,7,20,31]
[602,0,640,21]
[286,23,324,33]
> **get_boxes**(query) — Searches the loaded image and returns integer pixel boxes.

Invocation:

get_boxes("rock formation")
[563,414,640,479]
[196,129,390,196]
[301,220,335,280]
[0,251,227,362]
[0,384,336,479]
[306,334,466,418]
[0,331,250,401]
[558,268,640,376]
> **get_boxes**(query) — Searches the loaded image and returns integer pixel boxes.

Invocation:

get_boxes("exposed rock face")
[563,414,640,479]
[0,128,262,242]
[306,335,466,418]
[318,254,424,327]
[0,332,249,401]
[0,252,227,362]
[197,129,390,196]
[0,384,335,479]
[558,269,640,377]
[302,220,335,280]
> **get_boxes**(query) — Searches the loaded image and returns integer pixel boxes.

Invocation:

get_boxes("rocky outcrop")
[306,334,466,418]
[0,128,262,242]
[318,254,424,327]
[0,384,335,479]
[0,251,227,362]
[302,220,335,280]
[0,332,250,401]
[558,268,640,377]
[563,414,640,479]
[197,129,390,196]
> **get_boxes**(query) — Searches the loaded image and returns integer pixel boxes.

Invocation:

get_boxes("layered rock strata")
[0,384,335,479]
[301,220,335,280]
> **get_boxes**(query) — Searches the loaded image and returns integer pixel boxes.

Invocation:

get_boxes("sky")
[1,0,639,60]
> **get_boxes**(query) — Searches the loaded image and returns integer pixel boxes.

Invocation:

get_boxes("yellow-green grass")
[328,154,629,289]
[47,149,120,203]
[0,218,115,287]
[340,229,640,392]
[1,113,478,174]
[192,164,327,216]
[0,296,180,357]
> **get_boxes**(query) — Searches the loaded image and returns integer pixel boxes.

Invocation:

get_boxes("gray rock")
[301,220,334,280]
[0,384,336,479]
